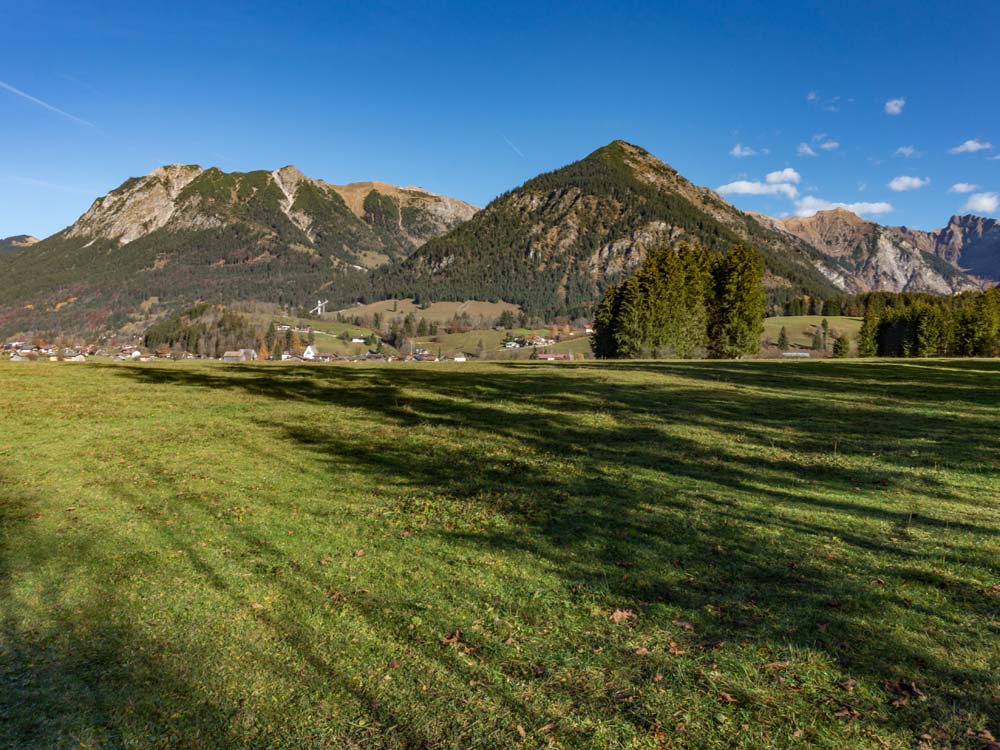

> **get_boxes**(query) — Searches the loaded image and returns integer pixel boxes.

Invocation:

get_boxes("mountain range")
[1,141,998,336]
[0,165,475,333]
[762,209,998,295]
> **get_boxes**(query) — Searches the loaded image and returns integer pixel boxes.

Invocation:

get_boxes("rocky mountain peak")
[66,165,205,245]
[0,235,39,253]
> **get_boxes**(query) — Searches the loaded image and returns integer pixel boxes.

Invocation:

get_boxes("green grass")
[334,298,521,325]
[0,359,997,749]
[763,316,863,351]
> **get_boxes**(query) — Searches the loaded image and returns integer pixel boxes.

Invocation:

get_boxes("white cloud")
[730,143,757,158]
[895,145,919,158]
[949,183,979,193]
[805,92,841,112]
[765,168,801,185]
[717,180,798,199]
[798,135,838,154]
[949,139,994,154]
[884,98,906,115]
[888,175,930,192]
[988,154,1000,161]
[961,192,999,214]
[793,196,894,218]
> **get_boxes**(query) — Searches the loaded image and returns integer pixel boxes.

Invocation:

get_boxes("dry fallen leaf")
[838,678,857,692]
[792,729,803,738]
[883,679,926,706]
[766,660,791,669]
[515,724,526,738]
[653,672,664,682]
[441,630,463,646]
[833,705,860,720]
[353,548,365,558]
[250,602,264,610]
[634,647,651,656]
[667,641,686,656]
[870,578,887,586]
[610,608,636,624]
[672,619,695,632]
[319,556,333,565]
[537,722,556,734]
[719,692,738,704]
[388,659,401,669]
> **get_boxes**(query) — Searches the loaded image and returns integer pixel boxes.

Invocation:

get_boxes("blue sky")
[2,0,999,238]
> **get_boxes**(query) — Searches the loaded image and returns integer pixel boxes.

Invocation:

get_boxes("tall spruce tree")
[858,306,879,357]
[612,277,647,358]
[591,282,623,358]
[677,244,711,357]
[707,244,765,359]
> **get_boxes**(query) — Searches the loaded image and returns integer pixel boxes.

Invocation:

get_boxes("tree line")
[857,288,1000,357]
[592,243,765,359]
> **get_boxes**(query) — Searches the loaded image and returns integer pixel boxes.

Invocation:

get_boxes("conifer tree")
[858,307,879,357]
[777,326,789,350]
[707,244,765,359]
[811,328,824,351]
[677,244,711,357]
[612,277,647,358]
[833,335,849,357]
[591,282,623,358]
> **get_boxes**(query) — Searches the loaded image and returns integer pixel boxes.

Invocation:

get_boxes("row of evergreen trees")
[858,288,1000,357]
[592,244,765,359]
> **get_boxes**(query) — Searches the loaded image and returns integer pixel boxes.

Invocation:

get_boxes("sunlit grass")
[0,359,997,749]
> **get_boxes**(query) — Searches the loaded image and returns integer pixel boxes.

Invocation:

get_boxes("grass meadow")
[0,359,997,749]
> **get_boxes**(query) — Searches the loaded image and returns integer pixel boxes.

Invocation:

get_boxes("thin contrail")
[501,134,525,158]
[0,80,95,127]
[8,175,96,195]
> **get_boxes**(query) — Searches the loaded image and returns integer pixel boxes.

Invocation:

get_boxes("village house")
[223,350,250,363]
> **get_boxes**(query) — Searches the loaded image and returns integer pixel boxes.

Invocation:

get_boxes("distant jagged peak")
[148,163,204,180]
[782,207,872,227]
[327,179,478,223]
[0,234,39,253]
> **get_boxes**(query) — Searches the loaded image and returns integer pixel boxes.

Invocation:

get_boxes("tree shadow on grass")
[6,359,997,747]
